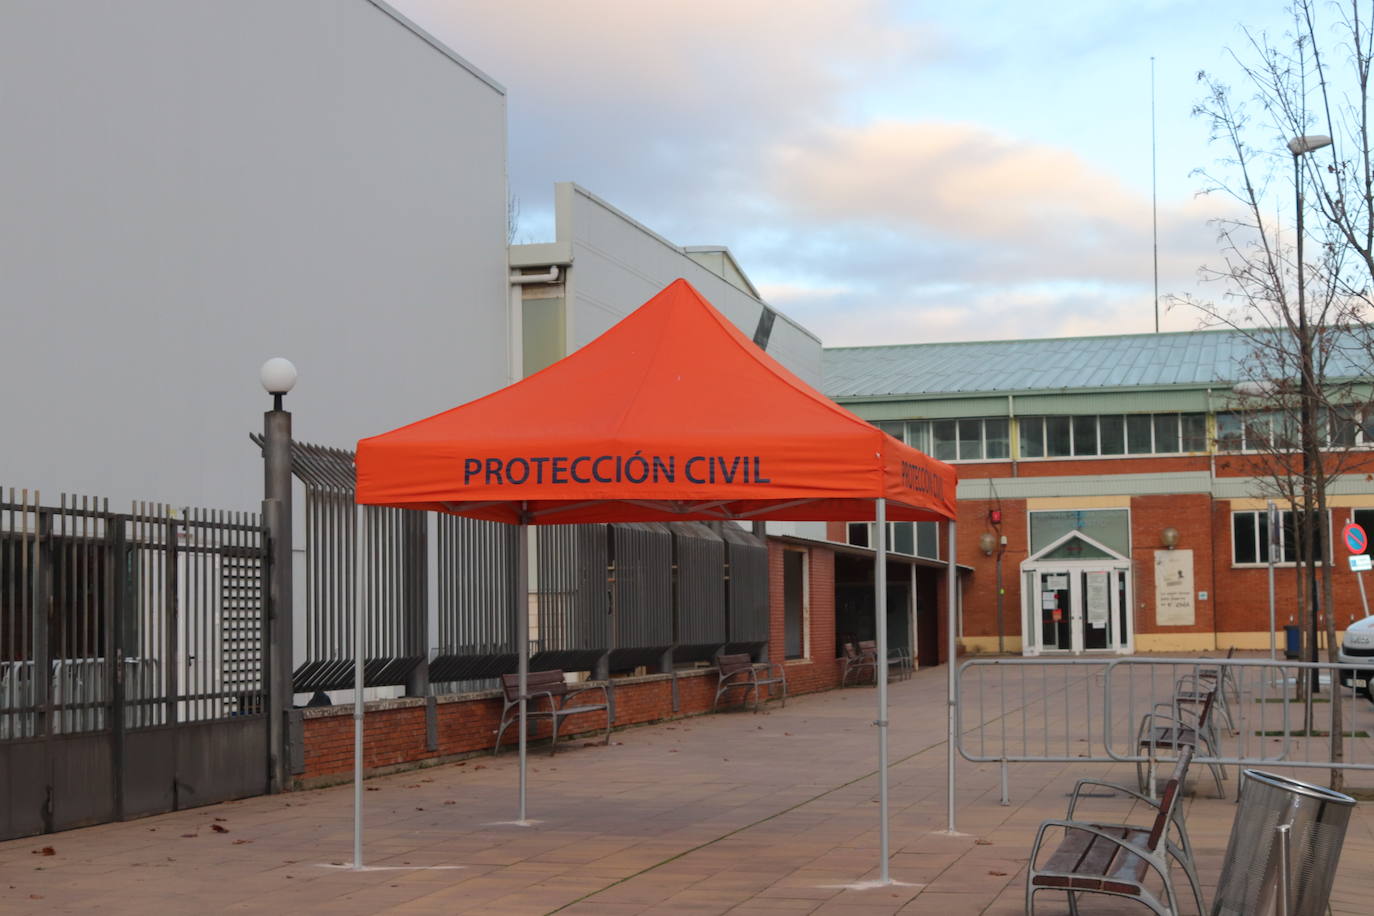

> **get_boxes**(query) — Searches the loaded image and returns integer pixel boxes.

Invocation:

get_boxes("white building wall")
[554,183,824,387]
[0,0,509,510]
[545,184,825,537]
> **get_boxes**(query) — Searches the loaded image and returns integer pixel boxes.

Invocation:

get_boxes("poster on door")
[1154,549,1194,626]
[1086,571,1110,627]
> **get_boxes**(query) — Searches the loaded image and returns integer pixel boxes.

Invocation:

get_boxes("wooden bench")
[712,653,787,713]
[842,640,910,686]
[841,642,875,686]
[493,669,611,756]
[1027,746,1192,915]
[1136,684,1225,799]
[1063,746,1205,916]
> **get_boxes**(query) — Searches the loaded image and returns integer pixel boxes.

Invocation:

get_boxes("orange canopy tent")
[357,279,954,524]
[354,279,958,882]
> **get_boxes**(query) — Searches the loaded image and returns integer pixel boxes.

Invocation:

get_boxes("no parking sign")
[1345,520,1372,616]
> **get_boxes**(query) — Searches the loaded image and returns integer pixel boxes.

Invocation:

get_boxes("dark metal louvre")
[249,438,423,692]
[671,522,726,663]
[533,524,608,673]
[721,524,768,658]
[429,514,519,683]
[607,523,673,672]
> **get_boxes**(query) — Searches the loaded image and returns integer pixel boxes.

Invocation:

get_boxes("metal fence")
[1,488,270,839]
[271,440,773,694]
[956,656,1374,803]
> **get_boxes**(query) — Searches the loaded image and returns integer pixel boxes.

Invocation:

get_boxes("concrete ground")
[1,664,1372,914]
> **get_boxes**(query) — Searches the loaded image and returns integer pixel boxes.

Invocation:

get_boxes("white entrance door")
[1022,532,1133,655]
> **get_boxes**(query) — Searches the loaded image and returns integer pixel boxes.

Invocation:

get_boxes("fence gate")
[1,491,270,841]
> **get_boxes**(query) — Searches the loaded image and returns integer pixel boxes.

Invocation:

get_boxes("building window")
[1019,413,1206,458]
[1231,509,1329,565]
[929,418,1009,462]
[1217,408,1366,452]
[1028,509,1130,556]
[845,522,939,560]
[782,550,808,660]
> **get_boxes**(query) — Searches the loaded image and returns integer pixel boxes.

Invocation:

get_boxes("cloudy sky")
[395,0,1303,347]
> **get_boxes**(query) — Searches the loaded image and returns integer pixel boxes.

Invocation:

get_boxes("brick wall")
[768,541,843,692]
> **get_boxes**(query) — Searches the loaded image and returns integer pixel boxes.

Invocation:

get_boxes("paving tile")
[2,665,1372,915]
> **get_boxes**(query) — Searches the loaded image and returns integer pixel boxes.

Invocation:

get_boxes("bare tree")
[1179,0,1374,788]
[507,194,522,245]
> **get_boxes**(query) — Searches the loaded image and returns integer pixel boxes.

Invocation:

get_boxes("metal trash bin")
[1211,769,1356,915]
[1284,624,1302,659]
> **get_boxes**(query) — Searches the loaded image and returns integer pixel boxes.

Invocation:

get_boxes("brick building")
[823,328,1374,655]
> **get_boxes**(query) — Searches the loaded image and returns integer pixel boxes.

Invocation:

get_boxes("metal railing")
[956,656,1374,802]
[1,489,268,740]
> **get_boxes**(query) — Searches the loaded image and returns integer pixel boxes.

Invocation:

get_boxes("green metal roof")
[822,327,1367,399]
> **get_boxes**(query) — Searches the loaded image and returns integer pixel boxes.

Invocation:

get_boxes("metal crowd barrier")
[956,656,1374,804]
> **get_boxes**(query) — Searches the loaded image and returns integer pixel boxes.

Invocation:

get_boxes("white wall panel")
[558,184,823,386]
[0,0,508,509]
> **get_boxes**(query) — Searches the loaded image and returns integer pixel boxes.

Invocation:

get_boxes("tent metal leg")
[946,519,958,834]
[517,506,529,822]
[353,504,367,868]
[875,498,890,884]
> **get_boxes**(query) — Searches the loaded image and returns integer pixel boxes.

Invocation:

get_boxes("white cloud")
[396,0,1249,348]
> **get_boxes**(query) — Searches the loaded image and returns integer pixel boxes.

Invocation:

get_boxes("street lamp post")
[1289,134,1333,691]
[260,357,297,793]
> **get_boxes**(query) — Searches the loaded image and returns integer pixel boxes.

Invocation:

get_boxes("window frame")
[1231,508,1330,567]
[1018,413,1209,460]
[844,521,940,560]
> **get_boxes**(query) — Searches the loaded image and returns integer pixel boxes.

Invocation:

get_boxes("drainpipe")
[508,266,561,382]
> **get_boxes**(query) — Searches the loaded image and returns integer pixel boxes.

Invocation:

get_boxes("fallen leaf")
[443,800,456,806]
[32,847,55,856]
[415,807,424,811]
[975,839,993,846]
[366,787,381,792]
[456,761,467,767]
[28,895,42,900]
[232,839,252,845]
[989,870,1008,876]
[211,824,229,834]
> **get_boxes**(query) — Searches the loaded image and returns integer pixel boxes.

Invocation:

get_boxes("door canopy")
[356,279,956,525]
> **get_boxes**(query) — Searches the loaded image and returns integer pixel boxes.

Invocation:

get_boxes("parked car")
[1338,615,1374,698]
